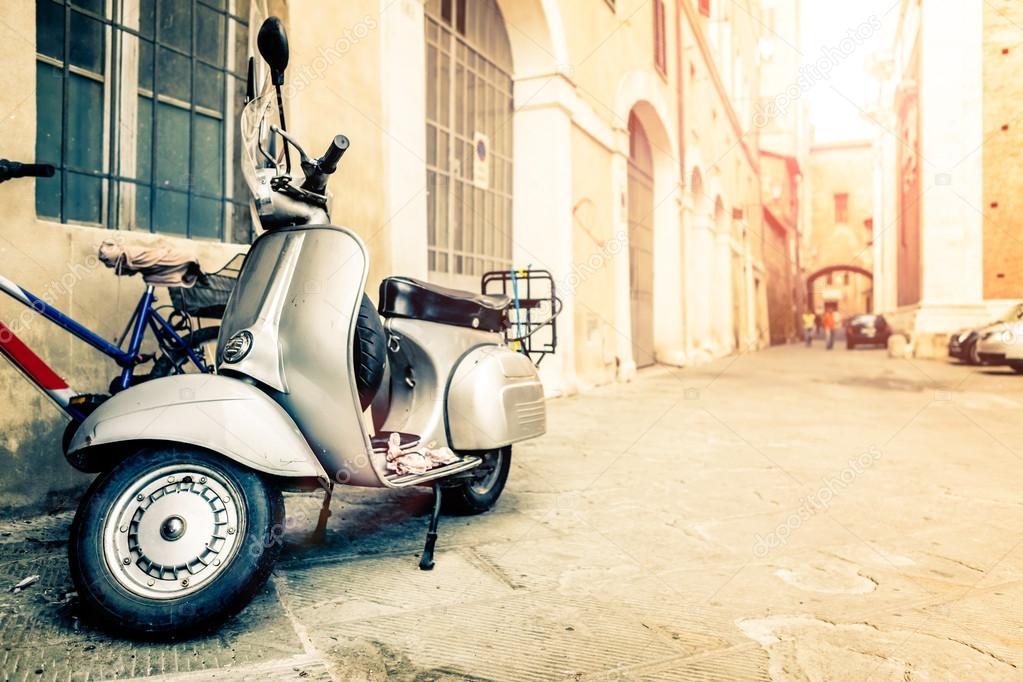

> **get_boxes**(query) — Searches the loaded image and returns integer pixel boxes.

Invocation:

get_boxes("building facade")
[0,0,801,511]
[871,0,1023,356]
[756,0,808,346]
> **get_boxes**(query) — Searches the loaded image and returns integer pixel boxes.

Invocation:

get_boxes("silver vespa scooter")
[64,17,557,637]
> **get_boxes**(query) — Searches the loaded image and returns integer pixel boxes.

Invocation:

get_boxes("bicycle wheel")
[150,326,221,378]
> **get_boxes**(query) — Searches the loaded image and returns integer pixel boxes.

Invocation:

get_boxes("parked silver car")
[974,303,1023,370]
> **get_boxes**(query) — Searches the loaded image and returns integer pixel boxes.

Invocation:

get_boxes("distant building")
[806,141,874,317]
[756,0,809,346]
[871,0,1023,356]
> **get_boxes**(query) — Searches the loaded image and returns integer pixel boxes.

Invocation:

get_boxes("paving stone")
[1,347,1023,679]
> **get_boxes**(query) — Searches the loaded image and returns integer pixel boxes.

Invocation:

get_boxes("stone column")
[512,73,577,395]
[713,228,733,352]
[380,0,429,280]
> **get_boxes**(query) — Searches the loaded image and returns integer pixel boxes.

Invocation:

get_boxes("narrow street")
[4,345,1023,680]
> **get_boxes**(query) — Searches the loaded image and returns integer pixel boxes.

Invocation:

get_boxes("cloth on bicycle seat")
[98,240,201,287]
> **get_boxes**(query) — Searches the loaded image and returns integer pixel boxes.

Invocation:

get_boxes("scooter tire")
[355,294,387,409]
[68,446,284,639]
[442,447,511,515]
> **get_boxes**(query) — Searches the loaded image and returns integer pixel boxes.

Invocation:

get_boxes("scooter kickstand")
[312,481,333,544]
[419,482,442,570]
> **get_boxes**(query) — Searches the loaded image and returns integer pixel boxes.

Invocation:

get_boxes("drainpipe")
[675,0,689,359]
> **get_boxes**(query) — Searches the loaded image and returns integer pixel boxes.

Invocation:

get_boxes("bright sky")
[799,0,896,144]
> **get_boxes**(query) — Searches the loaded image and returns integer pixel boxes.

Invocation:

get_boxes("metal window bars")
[34,0,252,243]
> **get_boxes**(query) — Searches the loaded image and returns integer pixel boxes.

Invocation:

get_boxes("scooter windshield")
[239,74,283,213]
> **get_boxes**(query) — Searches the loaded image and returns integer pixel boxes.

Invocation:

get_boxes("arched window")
[425,0,513,278]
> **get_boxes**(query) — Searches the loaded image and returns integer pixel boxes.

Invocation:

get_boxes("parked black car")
[846,314,891,349]
[948,329,981,365]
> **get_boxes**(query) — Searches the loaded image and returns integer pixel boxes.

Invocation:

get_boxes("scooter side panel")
[379,317,502,450]
[67,374,325,478]
[217,225,379,487]
[446,346,547,450]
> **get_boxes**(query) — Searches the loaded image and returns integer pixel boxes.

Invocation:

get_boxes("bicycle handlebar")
[0,160,55,183]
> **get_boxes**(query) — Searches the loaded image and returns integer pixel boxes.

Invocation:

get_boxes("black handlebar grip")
[19,163,56,178]
[0,160,56,183]
[317,135,349,175]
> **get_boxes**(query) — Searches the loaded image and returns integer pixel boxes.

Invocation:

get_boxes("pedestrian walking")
[802,311,816,347]
[823,310,836,350]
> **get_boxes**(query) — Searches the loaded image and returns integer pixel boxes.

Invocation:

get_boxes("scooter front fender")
[67,374,325,480]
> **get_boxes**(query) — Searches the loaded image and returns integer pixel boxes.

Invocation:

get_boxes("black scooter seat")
[378,277,509,333]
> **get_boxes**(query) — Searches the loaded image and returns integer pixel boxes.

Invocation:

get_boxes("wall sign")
[472,131,490,190]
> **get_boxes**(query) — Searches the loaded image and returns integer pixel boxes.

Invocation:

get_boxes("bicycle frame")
[0,274,210,420]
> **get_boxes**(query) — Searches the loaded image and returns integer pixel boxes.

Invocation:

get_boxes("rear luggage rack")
[169,253,244,320]
[482,268,560,366]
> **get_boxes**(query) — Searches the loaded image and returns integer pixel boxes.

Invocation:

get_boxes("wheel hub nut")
[160,515,187,541]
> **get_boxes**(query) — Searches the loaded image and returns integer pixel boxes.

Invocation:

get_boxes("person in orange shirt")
[823,310,836,350]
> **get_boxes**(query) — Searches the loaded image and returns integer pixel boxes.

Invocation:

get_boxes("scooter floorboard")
[385,455,482,487]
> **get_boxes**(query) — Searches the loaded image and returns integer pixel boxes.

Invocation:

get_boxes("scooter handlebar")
[300,135,348,195]
[317,135,349,175]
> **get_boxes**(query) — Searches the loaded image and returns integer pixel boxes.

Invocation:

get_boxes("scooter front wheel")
[68,446,284,638]
[442,446,511,515]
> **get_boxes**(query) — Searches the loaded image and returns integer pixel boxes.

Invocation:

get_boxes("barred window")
[34,0,254,243]
[653,0,666,76]
[425,0,513,279]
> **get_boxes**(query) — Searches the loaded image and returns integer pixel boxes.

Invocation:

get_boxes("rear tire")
[1011,363,1023,375]
[442,447,511,515]
[69,447,284,639]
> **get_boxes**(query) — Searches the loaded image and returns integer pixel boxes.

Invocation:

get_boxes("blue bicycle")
[0,159,239,440]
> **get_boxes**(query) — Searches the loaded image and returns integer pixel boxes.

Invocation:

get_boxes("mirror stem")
[274,84,291,174]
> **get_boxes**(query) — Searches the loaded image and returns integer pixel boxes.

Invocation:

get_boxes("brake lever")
[271,125,315,177]
[265,126,328,208]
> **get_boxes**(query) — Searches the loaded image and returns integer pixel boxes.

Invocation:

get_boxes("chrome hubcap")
[103,464,244,600]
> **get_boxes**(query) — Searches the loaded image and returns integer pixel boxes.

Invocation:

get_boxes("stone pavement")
[3,343,1023,680]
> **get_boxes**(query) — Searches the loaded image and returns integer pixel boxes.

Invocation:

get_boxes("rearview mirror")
[257,17,289,86]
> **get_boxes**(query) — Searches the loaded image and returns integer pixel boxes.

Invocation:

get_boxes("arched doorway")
[628,111,655,368]
[425,0,514,282]
[806,265,874,314]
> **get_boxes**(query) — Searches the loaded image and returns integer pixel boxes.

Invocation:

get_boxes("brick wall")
[983,0,1023,299]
